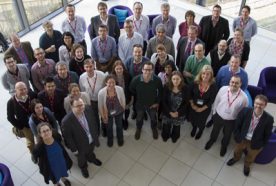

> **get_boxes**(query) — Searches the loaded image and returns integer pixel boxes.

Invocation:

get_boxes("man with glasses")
[199,4,230,55]
[205,76,248,157]
[62,98,102,178]
[129,62,163,140]
[2,55,31,95]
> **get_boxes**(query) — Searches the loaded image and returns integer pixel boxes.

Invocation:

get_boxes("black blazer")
[234,107,274,149]
[176,37,203,71]
[89,14,120,42]
[210,48,231,76]
[227,38,250,67]
[61,106,100,154]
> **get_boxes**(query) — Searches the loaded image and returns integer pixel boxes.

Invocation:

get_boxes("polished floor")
[0,0,276,185]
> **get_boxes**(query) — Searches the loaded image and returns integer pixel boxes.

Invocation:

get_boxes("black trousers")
[78,142,95,170]
[209,113,235,148]
[162,123,180,141]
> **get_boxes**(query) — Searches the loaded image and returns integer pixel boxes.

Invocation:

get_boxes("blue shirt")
[61,16,86,43]
[152,15,177,38]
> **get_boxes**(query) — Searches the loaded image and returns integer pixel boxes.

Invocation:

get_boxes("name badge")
[224,107,231,114]
[197,99,204,105]
[110,110,116,115]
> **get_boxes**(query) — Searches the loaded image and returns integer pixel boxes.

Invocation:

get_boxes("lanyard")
[249,113,260,133]
[77,114,90,134]
[133,19,142,31]
[68,19,77,33]
[199,83,209,98]
[227,89,241,107]
[87,73,97,95]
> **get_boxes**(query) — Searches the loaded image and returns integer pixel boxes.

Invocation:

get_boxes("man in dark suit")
[89,2,120,43]
[176,25,203,72]
[62,98,102,178]
[4,34,35,70]
[227,95,274,176]
[37,77,66,124]
[199,4,230,56]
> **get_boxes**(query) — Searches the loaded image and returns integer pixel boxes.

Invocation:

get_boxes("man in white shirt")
[205,75,248,156]
[79,58,106,136]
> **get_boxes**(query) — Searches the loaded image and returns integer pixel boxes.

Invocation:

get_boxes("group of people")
[1,1,274,185]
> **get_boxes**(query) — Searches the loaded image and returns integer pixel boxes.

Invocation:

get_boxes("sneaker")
[243,166,250,176]
[227,158,237,166]
[135,129,141,140]
[152,128,158,139]
[81,169,89,178]
[205,140,214,150]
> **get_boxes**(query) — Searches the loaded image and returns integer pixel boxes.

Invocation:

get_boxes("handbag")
[12,127,25,138]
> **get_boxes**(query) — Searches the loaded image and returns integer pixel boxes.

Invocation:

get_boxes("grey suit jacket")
[62,106,99,153]
[89,14,120,42]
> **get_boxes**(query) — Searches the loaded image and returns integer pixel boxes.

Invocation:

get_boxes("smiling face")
[133,46,143,62]
[75,47,84,59]
[171,74,182,87]
[5,57,17,72]
[34,48,45,62]
[98,5,107,17]
[114,64,124,76]
[72,98,85,115]
[133,3,143,17]
[70,86,80,98]
[63,35,73,46]
[45,82,56,95]
[229,76,242,92]
[66,6,75,21]
[254,98,267,116]
[201,70,212,83]
[39,125,53,141]
[34,103,44,115]
[106,78,116,89]
[57,64,68,79]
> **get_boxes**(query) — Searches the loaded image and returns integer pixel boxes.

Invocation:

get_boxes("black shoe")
[118,140,124,146]
[227,158,237,166]
[93,158,102,166]
[107,140,113,147]
[102,128,107,137]
[131,112,137,120]
[162,137,168,142]
[220,146,227,157]
[195,130,203,140]
[81,169,89,178]
[123,119,129,130]
[191,127,197,137]
[62,178,71,186]
[31,155,37,164]
[152,128,158,139]
[206,119,213,128]
[144,112,148,121]
[171,137,178,143]
[135,129,141,140]
[205,140,214,150]
[243,166,250,176]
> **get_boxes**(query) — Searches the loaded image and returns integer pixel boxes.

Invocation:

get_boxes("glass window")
[22,0,63,25]
[0,0,23,38]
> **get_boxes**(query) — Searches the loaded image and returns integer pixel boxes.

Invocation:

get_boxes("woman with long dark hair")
[59,32,75,65]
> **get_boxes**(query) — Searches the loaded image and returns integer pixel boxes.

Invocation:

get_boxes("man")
[7,82,35,154]
[205,76,248,156]
[31,48,55,92]
[126,2,150,54]
[152,3,177,38]
[89,2,120,42]
[91,24,117,73]
[0,32,9,52]
[129,62,163,140]
[62,98,102,178]
[53,61,79,95]
[176,25,203,72]
[209,39,231,77]
[2,55,31,95]
[79,58,106,136]
[227,95,273,176]
[233,5,257,44]
[4,34,35,70]
[39,20,62,62]
[183,43,210,84]
[125,44,149,79]
[38,77,66,124]
[146,24,175,59]
[216,55,248,90]
[118,20,143,63]
[62,4,87,51]
[199,4,230,55]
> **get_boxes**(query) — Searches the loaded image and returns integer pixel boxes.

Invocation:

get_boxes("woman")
[29,99,58,141]
[98,75,125,147]
[150,44,175,75]
[69,44,91,76]
[64,83,90,113]
[32,122,72,186]
[59,32,75,65]
[158,60,176,86]
[227,28,250,68]
[189,65,217,140]
[111,60,132,130]
[162,71,189,143]
[178,10,201,37]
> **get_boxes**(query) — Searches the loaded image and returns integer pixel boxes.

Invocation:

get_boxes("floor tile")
[216,165,246,186]
[104,150,135,179]
[138,145,169,172]
[159,157,191,185]
[181,169,213,186]
[21,178,40,186]
[123,163,156,186]
[151,137,180,155]
[86,168,120,186]
[14,152,38,177]
[9,166,28,186]
[251,163,276,186]
[243,177,270,186]
[193,152,224,179]
[149,174,176,186]
[0,138,27,164]
[117,180,131,186]
[31,170,50,186]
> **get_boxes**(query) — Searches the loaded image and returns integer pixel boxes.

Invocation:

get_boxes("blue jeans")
[107,112,124,143]
[136,107,157,129]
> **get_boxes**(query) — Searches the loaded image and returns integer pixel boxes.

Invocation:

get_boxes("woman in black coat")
[32,122,72,186]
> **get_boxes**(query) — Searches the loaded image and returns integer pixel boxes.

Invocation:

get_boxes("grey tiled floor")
[1,0,276,185]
